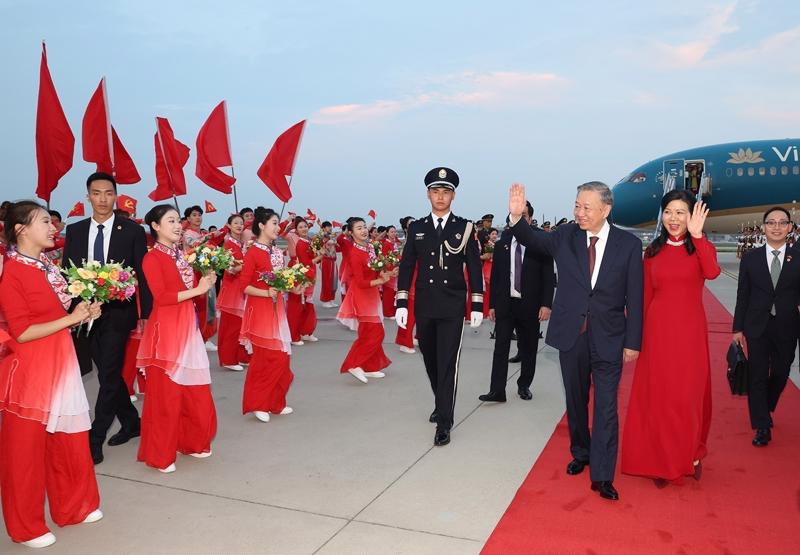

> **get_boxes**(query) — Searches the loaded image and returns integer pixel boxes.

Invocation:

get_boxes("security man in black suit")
[733,206,800,447]
[480,203,554,402]
[63,172,152,464]
[395,167,484,446]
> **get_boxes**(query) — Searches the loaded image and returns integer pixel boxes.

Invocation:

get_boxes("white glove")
[470,311,483,328]
[395,308,408,329]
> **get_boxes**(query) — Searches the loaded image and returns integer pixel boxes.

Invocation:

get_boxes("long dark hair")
[644,189,697,258]
[3,200,46,245]
[252,206,279,239]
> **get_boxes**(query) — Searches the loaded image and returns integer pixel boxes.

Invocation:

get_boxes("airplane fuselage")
[611,139,800,233]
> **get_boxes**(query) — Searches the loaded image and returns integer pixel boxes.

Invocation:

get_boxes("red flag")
[195,101,236,194]
[82,78,140,184]
[306,208,317,222]
[117,194,137,215]
[332,220,343,228]
[256,120,306,202]
[67,201,85,218]
[204,200,217,213]
[149,117,190,201]
[36,43,74,203]
[111,126,140,184]
[368,209,376,220]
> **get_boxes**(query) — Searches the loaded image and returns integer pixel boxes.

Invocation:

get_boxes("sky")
[1,0,799,227]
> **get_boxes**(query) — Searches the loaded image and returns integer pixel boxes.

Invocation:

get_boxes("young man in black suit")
[63,172,152,464]
[480,202,554,402]
[507,182,643,501]
[733,206,800,447]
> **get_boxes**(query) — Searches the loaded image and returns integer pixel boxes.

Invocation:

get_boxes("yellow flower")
[77,268,97,280]
[98,271,109,279]
[68,281,86,296]
[202,259,210,266]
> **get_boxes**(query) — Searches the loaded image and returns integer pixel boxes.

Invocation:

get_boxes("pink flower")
[118,271,130,282]
[124,285,136,298]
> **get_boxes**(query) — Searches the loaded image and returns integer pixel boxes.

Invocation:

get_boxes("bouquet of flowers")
[186,238,235,274]
[64,260,138,333]
[310,233,326,253]
[483,240,495,254]
[259,263,312,292]
[383,248,400,266]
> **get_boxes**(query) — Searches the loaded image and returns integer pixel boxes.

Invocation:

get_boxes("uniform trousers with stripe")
[415,315,464,430]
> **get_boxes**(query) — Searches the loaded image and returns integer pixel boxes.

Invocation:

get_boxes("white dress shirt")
[765,242,786,273]
[587,220,610,289]
[430,211,451,230]
[87,214,115,263]
[510,237,525,298]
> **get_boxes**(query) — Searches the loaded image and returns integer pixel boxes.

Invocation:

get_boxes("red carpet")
[483,289,800,554]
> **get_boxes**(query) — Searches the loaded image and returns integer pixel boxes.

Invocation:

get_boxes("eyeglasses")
[764,220,791,227]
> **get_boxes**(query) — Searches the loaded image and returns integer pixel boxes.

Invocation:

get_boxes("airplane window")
[759,167,766,176]
[781,166,789,176]
[747,168,755,176]
[725,168,733,177]
[737,168,744,177]
[770,167,777,176]
[794,166,799,175]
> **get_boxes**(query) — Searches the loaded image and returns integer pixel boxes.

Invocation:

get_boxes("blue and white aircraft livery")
[611,139,800,233]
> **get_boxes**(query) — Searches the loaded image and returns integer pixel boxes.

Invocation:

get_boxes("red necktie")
[580,236,600,334]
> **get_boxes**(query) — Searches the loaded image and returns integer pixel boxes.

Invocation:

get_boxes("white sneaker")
[364,371,385,378]
[254,411,270,422]
[301,335,319,342]
[279,407,294,415]
[205,341,218,352]
[224,364,244,371]
[22,532,56,548]
[291,340,305,346]
[158,463,176,473]
[129,394,138,402]
[189,450,212,458]
[348,367,368,383]
[398,346,416,354]
[81,509,103,524]
[413,338,419,346]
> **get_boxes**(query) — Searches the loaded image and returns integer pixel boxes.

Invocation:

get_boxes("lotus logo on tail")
[727,148,765,164]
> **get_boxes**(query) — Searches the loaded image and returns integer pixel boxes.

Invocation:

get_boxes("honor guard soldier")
[395,167,484,446]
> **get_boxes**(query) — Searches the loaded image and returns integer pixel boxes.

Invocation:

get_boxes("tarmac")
[1,252,797,554]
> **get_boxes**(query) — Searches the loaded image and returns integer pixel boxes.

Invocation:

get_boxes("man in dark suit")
[480,202,554,402]
[733,206,800,447]
[507,182,643,501]
[396,167,484,447]
[63,172,152,464]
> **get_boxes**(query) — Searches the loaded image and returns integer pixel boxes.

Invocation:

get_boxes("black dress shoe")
[566,459,588,475]
[752,428,771,447]
[693,461,703,481]
[518,387,532,400]
[108,428,141,447]
[434,429,451,446]
[538,331,543,339]
[478,392,507,403]
[508,353,521,363]
[489,331,496,339]
[91,447,104,465]
[653,478,669,489]
[591,481,619,500]
[429,410,438,423]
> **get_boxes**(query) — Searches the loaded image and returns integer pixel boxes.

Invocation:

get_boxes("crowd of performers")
[0,170,579,548]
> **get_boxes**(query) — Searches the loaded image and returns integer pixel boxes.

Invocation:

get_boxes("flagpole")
[221,101,239,214]
[231,167,239,214]
[102,77,115,178]
[173,195,180,212]
[279,175,293,220]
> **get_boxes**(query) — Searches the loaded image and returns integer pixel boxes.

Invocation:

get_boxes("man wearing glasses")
[733,207,800,447]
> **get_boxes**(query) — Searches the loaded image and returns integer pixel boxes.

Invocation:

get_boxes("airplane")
[610,139,800,233]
